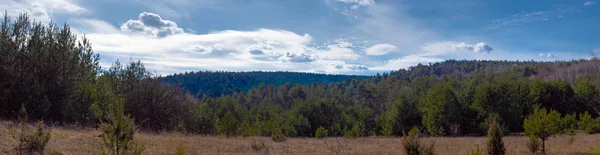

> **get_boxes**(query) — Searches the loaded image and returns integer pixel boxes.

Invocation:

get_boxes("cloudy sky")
[2,0,599,75]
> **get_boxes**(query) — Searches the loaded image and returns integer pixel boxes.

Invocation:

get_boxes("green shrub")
[526,137,540,154]
[486,120,505,155]
[271,129,287,142]
[174,144,187,155]
[14,121,51,155]
[343,125,360,139]
[250,140,265,151]
[403,127,421,155]
[402,127,435,155]
[315,126,329,139]
[467,145,483,155]
[578,112,600,134]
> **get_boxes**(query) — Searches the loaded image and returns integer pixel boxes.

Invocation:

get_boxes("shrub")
[486,120,505,155]
[174,144,187,155]
[271,129,287,142]
[250,140,265,151]
[343,125,360,139]
[402,127,421,155]
[402,127,435,155]
[14,121,51,155]
[316,126,329,139]
[526,137,540,154]
[467,145,483,155]
[578,111,600,134]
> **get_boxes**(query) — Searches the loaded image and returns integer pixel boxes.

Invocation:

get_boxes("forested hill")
[160,71,369,97]
[161,59,597,98]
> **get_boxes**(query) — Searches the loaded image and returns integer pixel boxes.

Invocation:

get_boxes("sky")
[1,0,599,75]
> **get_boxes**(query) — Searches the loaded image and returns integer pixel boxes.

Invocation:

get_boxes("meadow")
[1,122,599,155]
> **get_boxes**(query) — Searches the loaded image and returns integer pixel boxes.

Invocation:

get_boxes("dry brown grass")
[1,121,599,155]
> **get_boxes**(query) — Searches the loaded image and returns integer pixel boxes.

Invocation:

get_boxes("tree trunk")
[542,139,546,154]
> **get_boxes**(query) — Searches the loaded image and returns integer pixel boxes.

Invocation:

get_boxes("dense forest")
[160,71,367,97]
[2,13,600,140]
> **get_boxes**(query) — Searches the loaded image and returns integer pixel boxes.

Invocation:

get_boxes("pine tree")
[486,119,505,155]
[99,96,144,155]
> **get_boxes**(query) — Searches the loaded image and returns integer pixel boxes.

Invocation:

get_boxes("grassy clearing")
[1,122,599,155]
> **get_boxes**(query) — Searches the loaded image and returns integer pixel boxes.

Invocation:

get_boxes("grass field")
[1,122,599,155]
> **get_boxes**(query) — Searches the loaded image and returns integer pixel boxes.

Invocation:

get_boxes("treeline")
[2,13,600,140]
[160,71,368,97]
[181,63,600,137]
[0,13,194,133]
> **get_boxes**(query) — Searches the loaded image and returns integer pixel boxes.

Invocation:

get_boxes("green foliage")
[99,97,145,155]
[523,108,561,154]
[271,128,287,142]
[14,121,51,155]
[420,84,462,136]
[574,77,600,115]
[174,144,188,155]
[315,126,329,139]
[525,137,540,154]
[402,127,436,155]
[250,140,266,153]
[486,120,505,155]
[343,125,360,139]
[578,111,600,134]
[467,145,483,155]
[218,111,239,138]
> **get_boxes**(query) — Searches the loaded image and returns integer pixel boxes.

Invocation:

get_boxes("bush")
[467,145,483,155]
[271,129,287,142]
[486,120,505,155]
[526,137,540,154]
[315,126,329,139]
[174,144,187,155]
[403,127,421,154]
[402,127,435,155]
[343,125,360,139]
[14,121,51,155]
[578,111,600,134]
[250,140,265,151]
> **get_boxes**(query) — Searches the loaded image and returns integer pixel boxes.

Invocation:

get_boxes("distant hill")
[160,71,369,97]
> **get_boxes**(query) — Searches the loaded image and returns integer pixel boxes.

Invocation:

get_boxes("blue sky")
[2,0,599,75]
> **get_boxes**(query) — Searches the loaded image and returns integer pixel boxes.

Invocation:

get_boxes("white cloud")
[371,55,443,71]
[584,1,596,6]
[365,44,397,55]
[420,41,493,55]
[74,12,375,75]
[121,12,184,37]
[0,0,86,23]
[539,53,557,58]
[490,6,579,28]
[332,0,375,6]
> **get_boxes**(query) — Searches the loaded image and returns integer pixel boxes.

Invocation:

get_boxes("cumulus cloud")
[584,1,596,6]
[121,12,184,37]
[0,0,86,23]
[420,41,493,55]
[365,44,397,55]
[73,12,380,74]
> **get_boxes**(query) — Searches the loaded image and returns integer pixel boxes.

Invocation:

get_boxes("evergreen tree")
[486,120,505,155]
